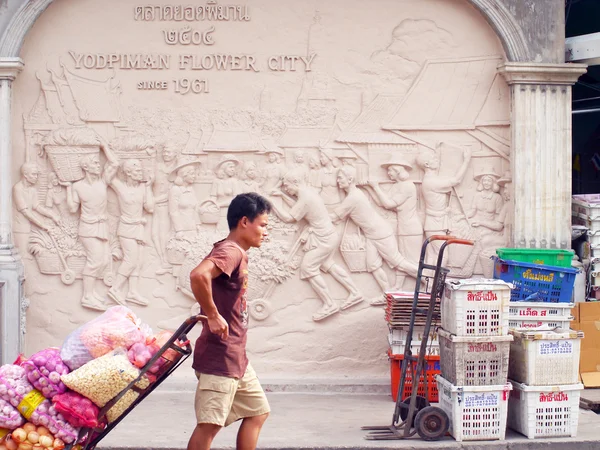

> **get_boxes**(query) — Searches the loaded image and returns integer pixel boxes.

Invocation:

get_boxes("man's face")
[427,155,440,171]
[282,180,299,197]
[24,168,39,185]
[224,162,236,177]
[127,162,144,182]
[336,171,351,190]
[267,153,278,163]
[85,156,102,175]
[240,213,269,248]
[295,153,304,164]
[163,147,176,162]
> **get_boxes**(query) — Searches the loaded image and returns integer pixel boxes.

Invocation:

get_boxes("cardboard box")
[579,301,600,322]
[572,307,600,387]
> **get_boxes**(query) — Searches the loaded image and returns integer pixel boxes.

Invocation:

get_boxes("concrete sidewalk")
[100,376,600,450]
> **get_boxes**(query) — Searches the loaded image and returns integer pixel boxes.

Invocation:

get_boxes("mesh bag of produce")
[52,392,100,429]
[61,349,150,423]
[22,348,69,399]
[0,366,78,443]
[60,306,148,371]
[0,399,24,430]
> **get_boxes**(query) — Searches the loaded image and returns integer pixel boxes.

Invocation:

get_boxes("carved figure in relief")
[318,148,342,208]
[64,143,119,311]
[308,156,322,189]
[469,171,504,242]
[211,154,243,233]
[416,145,472,263]
[45,172,78,223]
[169,156,203,244]
[332,166,419,296]
[261,145,286,194]
[106,159,155,307]
[269,171,364,321]
[292,150,309,183]
[498,172,512,246]
[13,164,62,244]
[364,156,424,281]
[152,143,179,274]
[241,161,262,192]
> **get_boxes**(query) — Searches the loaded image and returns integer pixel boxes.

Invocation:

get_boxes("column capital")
[498,62,587,85]
[0,58,24,81]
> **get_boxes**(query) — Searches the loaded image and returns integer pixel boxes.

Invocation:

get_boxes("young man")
[188,192,272,450]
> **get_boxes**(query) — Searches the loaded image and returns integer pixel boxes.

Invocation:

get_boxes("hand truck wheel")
[60,269,76,285]
[415,406,449,441]
[399,395,429,427]
[249,299,270,321]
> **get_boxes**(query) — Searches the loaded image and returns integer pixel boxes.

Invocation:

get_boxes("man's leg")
[187,423,221,450]
[307,275,340,321]
[236,413,269,450]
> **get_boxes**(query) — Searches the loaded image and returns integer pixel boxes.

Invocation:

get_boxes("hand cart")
[362,235,473,441]
[66,315,207,450]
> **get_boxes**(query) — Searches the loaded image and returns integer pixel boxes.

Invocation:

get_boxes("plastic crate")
[508,380,583,439]
[508,316,573,330]
[509,301,574,319]
[389,352,440,403]
[388,326,440,356]
[508,328,583,386]
[495,248,574,268]
[436,375,512,442]
[438,329,512,386]
[493,258,578,303]
[441,279,512,336]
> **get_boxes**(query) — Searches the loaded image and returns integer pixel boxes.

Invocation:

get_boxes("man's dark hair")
[227,192,272,230]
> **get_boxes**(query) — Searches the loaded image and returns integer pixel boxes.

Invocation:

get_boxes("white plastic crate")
[436,375,512,442]
[589,230,600,247]
[508,380,583,439]
[388,326,439,346]
[441,279,512,336]
[388,335,439,356]
[438,329,512,386]
[509,302,574,319]
[508,328,584,386]
[508,315,574,330]
[572,212,600,232]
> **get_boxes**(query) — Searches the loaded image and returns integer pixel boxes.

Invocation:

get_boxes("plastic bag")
[0,366,78,444]
[60,306,147,370]
[52,393,100,429]
[61,349,150,423]
[0,399,24,430]
[22,348,69,399]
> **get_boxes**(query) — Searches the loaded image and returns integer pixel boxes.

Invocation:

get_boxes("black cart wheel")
[415,406,449,441]
[399,395,429,427]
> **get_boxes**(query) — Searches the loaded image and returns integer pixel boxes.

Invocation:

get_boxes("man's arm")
[268,194,297,223]
[99,138,119,184]
[448,147,472,186]
[63,183,80,214]
[190,259,229,340]
[143,175,155,214]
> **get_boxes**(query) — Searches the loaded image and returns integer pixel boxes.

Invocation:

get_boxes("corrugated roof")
[383,56,503,131]
[203,129,263,152]
[336,94,414,144]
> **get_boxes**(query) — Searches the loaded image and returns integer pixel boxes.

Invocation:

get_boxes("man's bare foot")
[312,304,340,321]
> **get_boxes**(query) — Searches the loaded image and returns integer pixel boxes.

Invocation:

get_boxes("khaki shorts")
[194,364,270,427]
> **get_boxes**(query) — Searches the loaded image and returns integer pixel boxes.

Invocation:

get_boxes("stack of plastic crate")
[507,328,584,439]
[493,248,577,328]
[384,291,440,402]
[435,279,514,442]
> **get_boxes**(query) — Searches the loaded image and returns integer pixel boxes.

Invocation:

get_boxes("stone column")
[499,62,587,249]
[0,57,26,364]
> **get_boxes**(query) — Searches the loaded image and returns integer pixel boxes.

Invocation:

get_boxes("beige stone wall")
[11,0,510,377]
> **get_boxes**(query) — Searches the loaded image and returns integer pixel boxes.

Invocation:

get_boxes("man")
[65,142,119,311]
[13,162,62,254]
[106,159,154,307]
[152,142,178,274]
[269,171,364,321]
[188,192,271,450]
[415,144,471,264]
[333,166,419,294]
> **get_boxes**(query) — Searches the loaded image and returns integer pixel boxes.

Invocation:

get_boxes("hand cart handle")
[185,314,208,325]
[445,238,474,246]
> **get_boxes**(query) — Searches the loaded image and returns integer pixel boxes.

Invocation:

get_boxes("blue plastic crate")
[492,258,578,303]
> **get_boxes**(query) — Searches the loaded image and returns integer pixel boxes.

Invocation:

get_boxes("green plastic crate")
[495,248,574,268]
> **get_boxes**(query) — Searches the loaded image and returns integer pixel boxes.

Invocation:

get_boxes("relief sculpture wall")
[12,0,511,377]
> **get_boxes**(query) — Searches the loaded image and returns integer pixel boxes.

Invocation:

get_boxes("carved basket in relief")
[339,221,368,273]
[44,145,100,182]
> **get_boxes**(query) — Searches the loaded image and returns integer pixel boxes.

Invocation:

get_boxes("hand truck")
[362,235,473,441]
[66,315,207,450]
